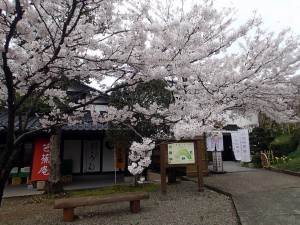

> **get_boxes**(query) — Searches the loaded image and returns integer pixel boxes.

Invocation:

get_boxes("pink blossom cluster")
[128,138,154,175]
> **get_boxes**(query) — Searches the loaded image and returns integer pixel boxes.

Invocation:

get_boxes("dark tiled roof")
[222,124,241,131]
[63,123,107,131]
[0,110,40,131]
[63,111,107,131]
[0,110,106,132]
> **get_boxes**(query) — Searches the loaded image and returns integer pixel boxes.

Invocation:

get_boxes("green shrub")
[288,142,300,159]
[249,127,273,154]
[273,157,300,172]
[269,134,298,157]
[251,152,262,168]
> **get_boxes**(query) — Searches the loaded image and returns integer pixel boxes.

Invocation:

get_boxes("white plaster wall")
[223,111,259,130]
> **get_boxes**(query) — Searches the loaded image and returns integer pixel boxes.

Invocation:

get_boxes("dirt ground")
[0,182,239,225]
[0,196,57,225]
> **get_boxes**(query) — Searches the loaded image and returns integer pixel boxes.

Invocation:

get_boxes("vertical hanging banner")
[239,129,251,162]
[231,129,251,162]
[115,148,126,169]
[83,140,100,172]
[206,135,224,152]
[231,132,241,160]
[31,138,50,181]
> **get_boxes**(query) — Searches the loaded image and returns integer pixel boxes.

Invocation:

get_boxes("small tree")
[249,127,274,154]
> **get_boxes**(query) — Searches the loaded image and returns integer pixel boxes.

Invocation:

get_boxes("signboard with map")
[167,142,195,164]
[160,139,204,194]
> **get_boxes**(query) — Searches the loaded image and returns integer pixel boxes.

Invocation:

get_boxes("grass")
[287,143,300,159]
[69,183,160,198]
[272,142,300,172]
[274,157,300,172]
[26,183,160,204]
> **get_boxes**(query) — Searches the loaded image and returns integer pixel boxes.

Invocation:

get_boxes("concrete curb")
[204,184,242,225]
[269,166,300,177]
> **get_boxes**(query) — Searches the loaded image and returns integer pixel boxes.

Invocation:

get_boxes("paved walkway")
[203,161,300,225]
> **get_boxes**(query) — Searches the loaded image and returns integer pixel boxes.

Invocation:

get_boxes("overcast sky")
[214,0,300,35]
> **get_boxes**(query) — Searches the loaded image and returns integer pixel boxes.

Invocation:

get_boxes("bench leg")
[130,200,141,213]
[63,207,75,222]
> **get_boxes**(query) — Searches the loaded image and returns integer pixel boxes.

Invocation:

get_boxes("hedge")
[269,134,298,157]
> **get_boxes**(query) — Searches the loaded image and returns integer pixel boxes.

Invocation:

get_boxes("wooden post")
[160,143,167,195]
[130,200,141,213]
[196,139,204,192]
[63,208,74,222]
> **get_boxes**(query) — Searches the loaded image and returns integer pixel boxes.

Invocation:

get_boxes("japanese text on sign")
[31,138,51,181]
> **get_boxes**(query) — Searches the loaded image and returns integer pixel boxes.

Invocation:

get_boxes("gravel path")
[0,181,239,225]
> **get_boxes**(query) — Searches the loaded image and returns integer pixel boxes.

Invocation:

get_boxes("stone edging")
[269,166,300,177]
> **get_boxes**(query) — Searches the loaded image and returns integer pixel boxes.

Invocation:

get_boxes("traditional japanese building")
[0,82,127,185]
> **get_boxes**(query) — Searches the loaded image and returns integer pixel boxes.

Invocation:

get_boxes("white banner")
[206,136,224,152]
[231,129,251,162]
[231,132,241,160]
[83,140,101,172]
[239,129,251,162]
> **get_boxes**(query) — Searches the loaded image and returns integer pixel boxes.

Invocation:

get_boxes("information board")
[167,142,195,164]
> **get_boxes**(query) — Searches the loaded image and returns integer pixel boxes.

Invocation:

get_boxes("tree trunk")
[0,165,12,206]
[132,174,139,186]
[0,147,12,206]
[45,126,64,194]
[0,145,23,205]
[0,181,5,206]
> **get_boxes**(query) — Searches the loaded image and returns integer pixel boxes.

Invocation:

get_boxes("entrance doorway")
[222,134,235,161]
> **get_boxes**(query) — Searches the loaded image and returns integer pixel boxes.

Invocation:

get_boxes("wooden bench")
[54,191,150,222]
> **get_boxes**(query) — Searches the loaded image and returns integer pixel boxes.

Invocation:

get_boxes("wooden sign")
[31,138,50,181]
[160,139,204,195]
[115,148,126,169]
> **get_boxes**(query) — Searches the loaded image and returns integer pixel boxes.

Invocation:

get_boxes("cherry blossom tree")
[1,0,300,203]
[101,0,300,175]
[0,0,149,203]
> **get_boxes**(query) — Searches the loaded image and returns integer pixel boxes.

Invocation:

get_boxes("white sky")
[214,0,300,35]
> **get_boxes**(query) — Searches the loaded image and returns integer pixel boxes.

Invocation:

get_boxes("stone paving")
[204,161,300,225]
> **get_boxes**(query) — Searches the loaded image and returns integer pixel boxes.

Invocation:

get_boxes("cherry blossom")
[1,0,300,187]
[128,138,154,175]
